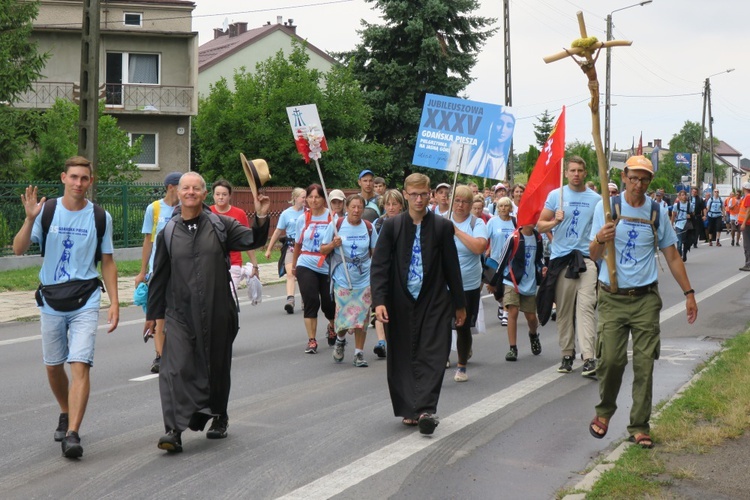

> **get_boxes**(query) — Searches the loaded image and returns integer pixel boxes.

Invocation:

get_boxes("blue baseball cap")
[358,169,374,180]
[164,171,183,186]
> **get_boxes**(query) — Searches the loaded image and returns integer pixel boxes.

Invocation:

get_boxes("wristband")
[595,235,605,245]
[683,289,695,296]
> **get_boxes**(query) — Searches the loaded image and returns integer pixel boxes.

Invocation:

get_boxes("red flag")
[636,132,643,155]
[517,107,566,227]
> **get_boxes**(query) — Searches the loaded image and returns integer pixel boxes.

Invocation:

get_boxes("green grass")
[0,249,282,292]
[580,328,750,499]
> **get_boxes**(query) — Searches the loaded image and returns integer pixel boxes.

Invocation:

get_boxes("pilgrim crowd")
[27,153,742,458]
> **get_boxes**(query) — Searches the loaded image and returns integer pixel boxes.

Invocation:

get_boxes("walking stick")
[543,11,631,291]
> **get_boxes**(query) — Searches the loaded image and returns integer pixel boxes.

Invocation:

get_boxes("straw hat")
[240,154,271,201]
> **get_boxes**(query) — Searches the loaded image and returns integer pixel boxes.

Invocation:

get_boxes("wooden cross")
[543,11,632,291]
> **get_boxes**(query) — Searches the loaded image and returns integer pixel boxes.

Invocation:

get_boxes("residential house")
[714,141,743,191]
[15,0,198,181]
[198,17,337,97]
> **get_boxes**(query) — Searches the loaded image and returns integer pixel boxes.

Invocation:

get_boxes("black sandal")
[418,413,438,435]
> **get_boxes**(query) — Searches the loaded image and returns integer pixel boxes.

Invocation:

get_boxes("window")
[106,52,160,105]
[124,13,142,26]
[131,133,158,167]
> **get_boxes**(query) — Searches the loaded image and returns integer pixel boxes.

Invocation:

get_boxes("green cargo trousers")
[595,286,662,436]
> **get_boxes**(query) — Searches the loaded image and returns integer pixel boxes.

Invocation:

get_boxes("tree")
[0,0,49,103]
[668,120,721,184]
[193,42,390,188]
[521,144,540,176]
[337,0,497,179]
[0,107,40,180]
[533,110,555,149]
[29,99,142,181]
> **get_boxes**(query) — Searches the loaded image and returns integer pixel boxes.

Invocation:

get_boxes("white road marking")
[129,374,159,382]
[0,334,42,346]
[277,367,565,500]
[276,272,750,499]
[659,271,748,322]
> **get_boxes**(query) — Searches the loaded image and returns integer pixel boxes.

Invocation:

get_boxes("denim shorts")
[40,308,99,366]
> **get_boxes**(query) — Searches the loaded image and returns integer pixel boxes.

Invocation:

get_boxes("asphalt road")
[0,240,747,499]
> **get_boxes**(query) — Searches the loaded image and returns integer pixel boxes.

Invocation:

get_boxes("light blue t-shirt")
[673,201,689,230]
[31,199,114,315]
[452,215,488,291]
[295,210,331,273]
[544,186,601,259]
[141,199,177,274]
[591,197,677,288]
[278,206,304,243]
[503,234,538,296]
[321,219,378,289]
[486,216,516,261]
[407,223,423,299]
[707,197,723,218]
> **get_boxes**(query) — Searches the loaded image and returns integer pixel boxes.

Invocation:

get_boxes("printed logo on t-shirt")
[621,226,640,265]
[54,236,75,282]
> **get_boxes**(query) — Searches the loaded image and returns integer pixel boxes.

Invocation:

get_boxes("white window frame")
[123,12,143,27]
[107,52,161,86]
[130,132,159,170]
[105,52,161,108]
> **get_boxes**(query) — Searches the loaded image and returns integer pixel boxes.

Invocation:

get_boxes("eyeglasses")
[406,191,430,201]
[627,176,652,186]
[453,199,471,205]
[609,190,618,195]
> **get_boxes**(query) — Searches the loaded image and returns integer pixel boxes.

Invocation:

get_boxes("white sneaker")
[501,310,508,327]
[333,339,346,362]
[454,369,468,382]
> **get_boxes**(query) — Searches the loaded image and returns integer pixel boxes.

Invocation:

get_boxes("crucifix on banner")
[543,11,631,291]
[286,104,352,288]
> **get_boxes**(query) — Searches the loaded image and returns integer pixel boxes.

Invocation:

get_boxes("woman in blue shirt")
[321,194,378,367]
[292,185,333,354]
[485,197,516,325]
[449,185,488,382]
[265,188,306,313]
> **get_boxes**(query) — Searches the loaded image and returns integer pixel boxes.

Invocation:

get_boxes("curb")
[561,352,717,499]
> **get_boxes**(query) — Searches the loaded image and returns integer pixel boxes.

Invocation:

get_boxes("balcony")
[12,81,194,115]
[104,83,194,115]
[12,81,74,108]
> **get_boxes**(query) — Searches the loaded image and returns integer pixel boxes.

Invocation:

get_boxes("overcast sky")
[192,0,748,159]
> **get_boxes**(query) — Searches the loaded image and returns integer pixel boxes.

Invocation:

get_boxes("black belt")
[599,281,658,296]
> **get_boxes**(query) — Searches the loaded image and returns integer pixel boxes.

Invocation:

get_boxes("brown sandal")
[630,433,654,449]
[589,416,608,439]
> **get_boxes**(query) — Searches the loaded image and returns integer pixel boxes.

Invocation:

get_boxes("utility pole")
[698,78,708,189]
[604,1,653,166]
[79,0,101,198]
[503,0,513,185]
[707,80,715,191]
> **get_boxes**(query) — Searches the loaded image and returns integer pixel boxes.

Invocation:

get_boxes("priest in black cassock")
[371,173,466,435]
[145,171,270,452]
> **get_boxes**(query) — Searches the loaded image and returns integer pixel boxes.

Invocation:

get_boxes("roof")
[198,23,337,72]
[715,140,742,157]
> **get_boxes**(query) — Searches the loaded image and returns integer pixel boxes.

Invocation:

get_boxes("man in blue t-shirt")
[135,171,181,374]
[537,156,600,377]
[13,156,119,459]
[588,155,697,449]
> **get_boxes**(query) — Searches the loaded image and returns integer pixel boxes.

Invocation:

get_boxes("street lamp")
[699,68,735,191]
[604,0,653,163]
